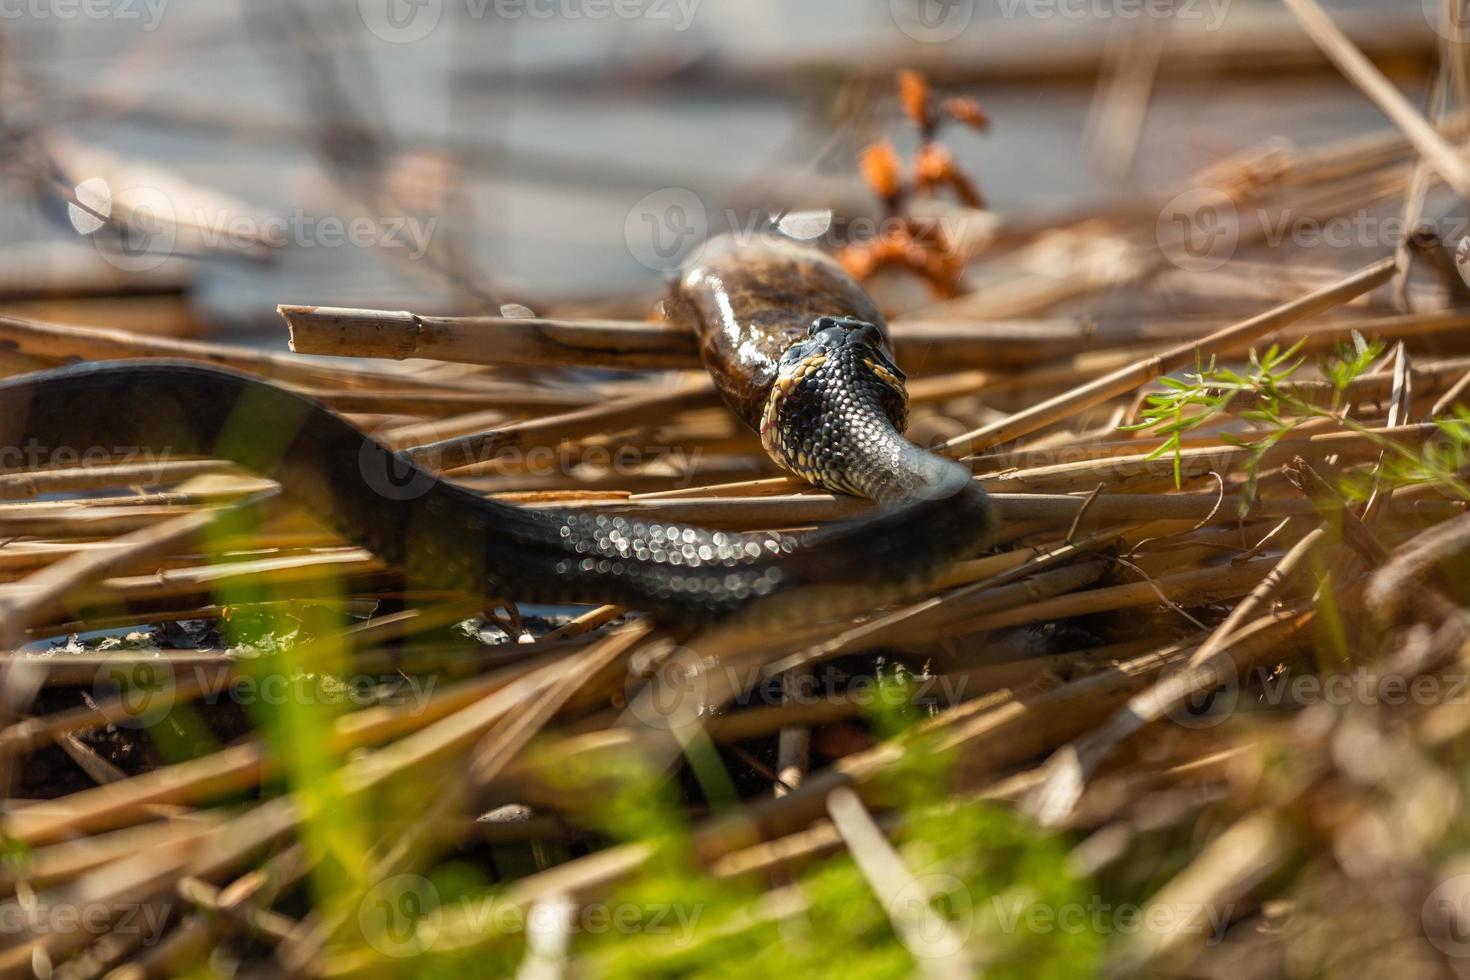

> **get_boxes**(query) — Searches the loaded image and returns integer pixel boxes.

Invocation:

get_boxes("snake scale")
[0,235,991,623]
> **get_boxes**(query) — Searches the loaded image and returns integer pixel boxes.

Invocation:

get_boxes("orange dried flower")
[858,140,904,205]
[897,70,933,133]
[942,97,990,132]
[914,142,950,189]
[838,219,965,299]
[914,143,985,208]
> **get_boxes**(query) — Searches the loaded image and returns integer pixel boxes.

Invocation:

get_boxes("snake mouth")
[760,317,910,494]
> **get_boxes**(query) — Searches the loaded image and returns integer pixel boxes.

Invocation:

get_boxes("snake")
[0,235,990,623]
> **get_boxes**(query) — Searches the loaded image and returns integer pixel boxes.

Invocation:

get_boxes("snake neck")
[759,343,970,504]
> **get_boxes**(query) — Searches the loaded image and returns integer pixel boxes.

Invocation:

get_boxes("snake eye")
[778,339,818,369]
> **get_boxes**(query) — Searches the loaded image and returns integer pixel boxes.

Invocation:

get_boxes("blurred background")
[8,5,1470,978]
[0,0,1441,339]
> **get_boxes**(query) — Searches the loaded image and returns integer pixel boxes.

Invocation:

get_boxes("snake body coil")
[0,237,990,622]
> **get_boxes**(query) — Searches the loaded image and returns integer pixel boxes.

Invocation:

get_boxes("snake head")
[775,316,905,387]
[761,316,910,494]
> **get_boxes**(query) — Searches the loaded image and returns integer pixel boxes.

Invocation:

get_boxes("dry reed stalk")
[1282,0,1470,198]
[281,305,1104,374]
[10,548,386,610]
[1027,531,1327,825]
[939,259,1396,457]
[0,314,473,392]
[0,460,240,500]
[308,386,598,416]
[542,605,624,641]
[551,491,1324,529]
[0,622,590,846]
[0,492,280,775]
[1,815,224,894]
[278,626,645,971]
[117,849,308,980]
[827,786,976,978]
[982,422,1443,494]
[1118,810,1291,969]
[410,380,717,472]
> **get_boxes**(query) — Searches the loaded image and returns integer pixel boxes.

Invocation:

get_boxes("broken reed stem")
[280,305,1102,373]
[775,668,814,798]
[0,313,455,392]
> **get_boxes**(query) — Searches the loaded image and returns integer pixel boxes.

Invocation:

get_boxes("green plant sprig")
[1122,333,1470,508]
